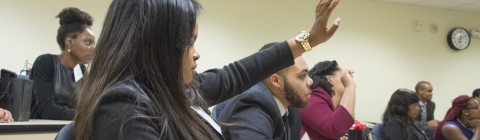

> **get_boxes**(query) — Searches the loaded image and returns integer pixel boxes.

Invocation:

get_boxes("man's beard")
[284,79,308,108]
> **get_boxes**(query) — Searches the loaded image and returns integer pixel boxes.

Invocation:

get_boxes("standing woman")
[73,0,342,139]
[30,7,95,120]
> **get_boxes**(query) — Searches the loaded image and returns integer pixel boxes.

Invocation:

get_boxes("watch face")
[296,31,309,42]
[447,28,470,50]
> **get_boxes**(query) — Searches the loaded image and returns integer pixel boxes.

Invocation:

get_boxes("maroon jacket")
[300,87,354,140]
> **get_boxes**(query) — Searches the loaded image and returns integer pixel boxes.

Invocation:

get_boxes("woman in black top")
[30,7,95,120]
[383,89,428,140]
[74,0,342,139]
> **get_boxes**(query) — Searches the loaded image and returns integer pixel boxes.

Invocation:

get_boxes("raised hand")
[309,0,341,47]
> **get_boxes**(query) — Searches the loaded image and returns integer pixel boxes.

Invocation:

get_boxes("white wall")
[0,0,111,72]
[196,0,480,124]
[1,0,479,133]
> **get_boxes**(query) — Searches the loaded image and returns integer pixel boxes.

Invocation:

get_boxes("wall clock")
[447,27,470,51]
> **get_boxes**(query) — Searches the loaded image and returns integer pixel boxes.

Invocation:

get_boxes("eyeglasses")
[466,106,480,110]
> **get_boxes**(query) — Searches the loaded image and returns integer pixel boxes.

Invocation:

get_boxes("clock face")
[447,28,471,50]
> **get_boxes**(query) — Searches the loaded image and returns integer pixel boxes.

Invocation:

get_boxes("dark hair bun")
[56,7,93,26]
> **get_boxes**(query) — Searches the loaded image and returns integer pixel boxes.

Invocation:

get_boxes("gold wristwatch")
[295,31,312,52]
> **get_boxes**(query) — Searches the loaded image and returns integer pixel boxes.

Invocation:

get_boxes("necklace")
[457,118,475,132]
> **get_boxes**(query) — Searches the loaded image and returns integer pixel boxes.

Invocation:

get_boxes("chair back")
[55,122,75,140]
[372,123,384,140]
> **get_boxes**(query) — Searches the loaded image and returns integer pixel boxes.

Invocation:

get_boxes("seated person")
[434,95,480,140]
[218,42,312,140]
[0,108,13,123]
[30,7,95,120]
[299,60,356,140]
[383,89,428,140]
[71,0,342,138]
[472,88,480,103]
[415,81,438,125]
[414,81,439,139]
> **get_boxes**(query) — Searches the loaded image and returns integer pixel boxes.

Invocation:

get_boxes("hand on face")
[309,0,341,46]
[468,119,480,128]
[340,69,355,87]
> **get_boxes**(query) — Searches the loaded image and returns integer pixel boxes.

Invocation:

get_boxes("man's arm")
[428,101,439,126]
[429,101,436,121]
[418,120,428,127]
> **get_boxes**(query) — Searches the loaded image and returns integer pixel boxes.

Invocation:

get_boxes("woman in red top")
[300,60,356,140]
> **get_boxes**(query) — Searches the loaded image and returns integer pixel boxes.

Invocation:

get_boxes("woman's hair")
[433,95,472,140]
[56,7,93,51]
[308,60,340,97]
[73,0,217,140]
[382,89,419,140]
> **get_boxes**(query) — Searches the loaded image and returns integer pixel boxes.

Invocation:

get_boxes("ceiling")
[372,0,480,14]
[1,0,478,14]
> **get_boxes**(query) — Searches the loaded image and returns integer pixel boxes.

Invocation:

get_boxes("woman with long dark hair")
[382,89,428,140]
[434,95,480,140]
[299,60,356,140]
[73,0,342,139]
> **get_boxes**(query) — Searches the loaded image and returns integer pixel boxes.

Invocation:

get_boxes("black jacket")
[218,82,302,140]
[90,41,295,140]
[415,100,436,126]
[384,116,428,140]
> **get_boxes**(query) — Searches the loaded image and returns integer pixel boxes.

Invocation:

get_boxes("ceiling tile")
[438,0,479,4]
[473,1,480,5]
[452,4,480,13]
[414,1,465,9]
[376,0,425,5]
[372,0,480,14]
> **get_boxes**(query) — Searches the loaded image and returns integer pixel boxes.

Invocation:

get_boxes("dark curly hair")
[56,7,94,51]
[308,60,340,97]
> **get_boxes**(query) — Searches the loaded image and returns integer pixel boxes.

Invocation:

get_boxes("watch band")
[296,31,312,52]
[302,40,312,52]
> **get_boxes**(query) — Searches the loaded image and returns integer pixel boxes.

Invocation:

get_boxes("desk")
[0,119,71,140]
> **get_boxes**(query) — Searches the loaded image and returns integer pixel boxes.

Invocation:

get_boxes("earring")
[466,113,469,115]
[68,46,71,52]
